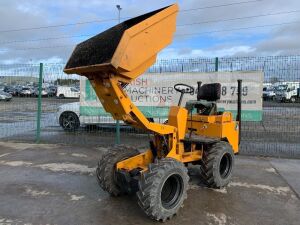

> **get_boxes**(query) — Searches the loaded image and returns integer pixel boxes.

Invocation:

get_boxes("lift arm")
[89,75,175,135]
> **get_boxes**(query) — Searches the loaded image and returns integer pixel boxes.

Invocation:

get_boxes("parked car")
[57,102,114,131]
[57,102,164,131]
[20,87,34,97]
[263,86,276,101]
[32,87,55,97]
[0,91,12,101]
[4,87,18,96]
[56,86,80,99]
[48,86,57,96]
[275,82,300,103]
[14,87,23,96]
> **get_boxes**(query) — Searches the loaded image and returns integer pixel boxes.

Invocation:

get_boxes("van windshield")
[276,85,287,91]
[263,87,273,91]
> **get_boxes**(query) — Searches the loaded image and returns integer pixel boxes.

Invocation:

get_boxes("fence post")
[116,120,120,144]
[215,57,219,72]
[36,63,43,143]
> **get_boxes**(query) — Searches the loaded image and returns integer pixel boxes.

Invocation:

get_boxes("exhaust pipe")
[237,79,242,145]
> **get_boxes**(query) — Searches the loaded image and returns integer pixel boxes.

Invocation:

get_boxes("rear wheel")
[96,146,139,196]
[137,158,189,222]
[59,112,80,131]
[200,141,234,188]
[59,94,65,99]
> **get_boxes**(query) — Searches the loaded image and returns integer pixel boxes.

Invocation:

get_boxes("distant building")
[0,76,38,85]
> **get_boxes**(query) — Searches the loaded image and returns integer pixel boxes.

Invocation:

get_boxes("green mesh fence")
[0,56,299,158]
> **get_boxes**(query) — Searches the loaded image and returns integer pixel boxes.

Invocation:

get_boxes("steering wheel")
[174,83,194,94]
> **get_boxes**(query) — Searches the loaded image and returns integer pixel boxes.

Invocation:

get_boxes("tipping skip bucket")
[64,4,178,82]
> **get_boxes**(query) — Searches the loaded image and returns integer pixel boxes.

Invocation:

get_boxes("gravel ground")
[0,141,299,225]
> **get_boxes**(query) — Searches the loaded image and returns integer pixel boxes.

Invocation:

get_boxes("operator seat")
[185,83,221,116]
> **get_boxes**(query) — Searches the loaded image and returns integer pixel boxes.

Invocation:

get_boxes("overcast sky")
[0,0,300,64]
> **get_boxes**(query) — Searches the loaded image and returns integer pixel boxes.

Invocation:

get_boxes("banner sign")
[80,71,263,121]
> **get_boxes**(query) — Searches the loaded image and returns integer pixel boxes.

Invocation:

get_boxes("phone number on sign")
[221,86,248,96]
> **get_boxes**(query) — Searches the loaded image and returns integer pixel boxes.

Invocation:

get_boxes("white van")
[263,86,276,100]
[275,82,300,103]
[56,86,80,99]
[56,102,166,131]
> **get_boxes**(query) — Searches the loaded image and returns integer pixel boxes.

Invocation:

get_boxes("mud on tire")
[96,145,139,196]
[137,158,189,222]
[200,141,235,188]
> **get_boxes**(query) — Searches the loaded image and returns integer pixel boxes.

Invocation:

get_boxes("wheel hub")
[62,115,75,129]
[219,153,232,179]
[161,174,183,210]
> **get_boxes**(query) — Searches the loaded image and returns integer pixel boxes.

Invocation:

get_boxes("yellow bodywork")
[64,4,179,83]
[64,3,239,173]
[186,112,239,153]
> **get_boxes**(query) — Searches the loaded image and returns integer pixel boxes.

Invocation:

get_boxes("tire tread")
[96,145,139,196]
[200,141,234,188]
[137,158,189,222]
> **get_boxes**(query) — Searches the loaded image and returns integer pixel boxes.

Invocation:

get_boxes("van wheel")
[290,97,296,103]
[59,112,80,131]
[59,94,65,99]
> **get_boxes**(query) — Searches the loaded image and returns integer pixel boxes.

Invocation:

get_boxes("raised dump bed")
[64,4,178,82]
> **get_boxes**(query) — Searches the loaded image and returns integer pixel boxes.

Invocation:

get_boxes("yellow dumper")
[64,4,241,222]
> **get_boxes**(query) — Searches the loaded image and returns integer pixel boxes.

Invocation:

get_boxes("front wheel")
[137,158,189,222]
[59,112,80,131]
[290,97,296,103]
